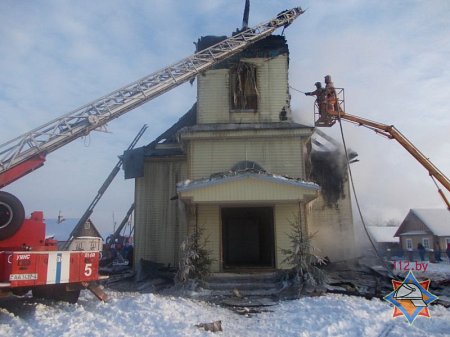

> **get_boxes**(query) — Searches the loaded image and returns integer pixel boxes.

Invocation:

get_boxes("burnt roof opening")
[195,35,288,70]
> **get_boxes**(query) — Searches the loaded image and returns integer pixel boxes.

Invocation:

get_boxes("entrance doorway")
[222,207,275,269]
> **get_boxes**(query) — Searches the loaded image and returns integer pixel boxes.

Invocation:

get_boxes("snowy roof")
[367,226,399,243]
[412,209,450,236]
[398,230,429,236]
[177,170,320,192]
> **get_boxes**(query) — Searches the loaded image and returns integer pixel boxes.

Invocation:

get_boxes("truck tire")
[0,191,25,240]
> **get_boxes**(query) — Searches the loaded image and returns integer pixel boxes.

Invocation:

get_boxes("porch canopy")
[177,172,319,204]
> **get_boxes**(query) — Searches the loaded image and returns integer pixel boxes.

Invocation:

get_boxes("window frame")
[229,62,258,112]
[406,238,412,250]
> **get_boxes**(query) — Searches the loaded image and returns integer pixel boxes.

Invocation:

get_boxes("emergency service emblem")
[384,271,438,324]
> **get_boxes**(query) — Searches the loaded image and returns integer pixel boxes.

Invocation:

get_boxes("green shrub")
[175,227,212,284]
[280,216,327,287]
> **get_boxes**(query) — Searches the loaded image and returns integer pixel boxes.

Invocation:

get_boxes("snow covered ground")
[1,291,450,337]
[397,260,450,282]
[1,261,449,336]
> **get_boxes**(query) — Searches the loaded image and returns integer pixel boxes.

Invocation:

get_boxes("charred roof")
[196,35,289,69]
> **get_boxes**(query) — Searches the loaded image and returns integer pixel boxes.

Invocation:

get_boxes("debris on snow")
[195,320,223,332]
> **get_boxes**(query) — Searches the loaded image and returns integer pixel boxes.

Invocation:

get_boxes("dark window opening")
[230,160,265,173]
[230,62,258,111]
[222,207,274,268]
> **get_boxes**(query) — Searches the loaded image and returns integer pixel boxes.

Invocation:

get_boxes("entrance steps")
[201,271,287,297]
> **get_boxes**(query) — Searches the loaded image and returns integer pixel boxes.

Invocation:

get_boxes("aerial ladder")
[0,7,305,302]
[0,7,304,189]
[312,77,450,210]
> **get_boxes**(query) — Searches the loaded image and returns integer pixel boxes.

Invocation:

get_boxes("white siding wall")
[197,70,229,124]
[255,56,289,121]
[308,180,356,261]
[188,137,304,180]
[275,203,302,269]
[134,159,187,266]
[197,205,221,272]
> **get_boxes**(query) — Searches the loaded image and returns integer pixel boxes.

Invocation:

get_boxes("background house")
[45,217,102,249]
[366,226,400,257]
[124,35,356,272]
[45,218,79,241]
[395,208,450,256]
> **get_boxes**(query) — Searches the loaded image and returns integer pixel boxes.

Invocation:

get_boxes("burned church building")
[123,35,355,272]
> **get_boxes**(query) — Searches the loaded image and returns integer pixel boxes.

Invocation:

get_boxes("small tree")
[175,227,212,284]
[280,216,327,288]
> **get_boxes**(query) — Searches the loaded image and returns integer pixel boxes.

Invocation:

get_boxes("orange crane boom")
[313,83,450,210]
[335,112,450,209]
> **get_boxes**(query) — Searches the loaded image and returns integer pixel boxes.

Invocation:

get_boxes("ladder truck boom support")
[0,7,304,188]
[62,125,147,251]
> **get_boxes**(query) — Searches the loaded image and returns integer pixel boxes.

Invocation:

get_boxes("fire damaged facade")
[123,35,355,272]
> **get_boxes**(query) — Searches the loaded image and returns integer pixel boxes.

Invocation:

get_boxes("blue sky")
[1,0,449,235]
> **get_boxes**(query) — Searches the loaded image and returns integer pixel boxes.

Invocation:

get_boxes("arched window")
[230,161,265,173]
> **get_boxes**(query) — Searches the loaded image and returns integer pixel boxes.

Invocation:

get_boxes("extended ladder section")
[0,7,305,188]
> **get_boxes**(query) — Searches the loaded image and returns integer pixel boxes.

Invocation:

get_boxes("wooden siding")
[188,136,305,180]
[274,203,303,269]
[439,237,450,251]
[399,235,434,251]
[197,205,221,272]
[397,212,432,234]
[134,159,187,266]
[254,56,289,121]
[197,69,229,124]
[197,56,289,124]
[308,180,355,261]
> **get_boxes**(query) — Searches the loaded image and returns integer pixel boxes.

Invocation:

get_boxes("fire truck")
[0,7,305,302]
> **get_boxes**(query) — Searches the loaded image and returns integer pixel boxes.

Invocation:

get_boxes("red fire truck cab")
[0,194,107,303]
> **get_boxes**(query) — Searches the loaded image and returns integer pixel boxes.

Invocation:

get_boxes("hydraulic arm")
[336,112,450,209]
[314,85,450,209]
